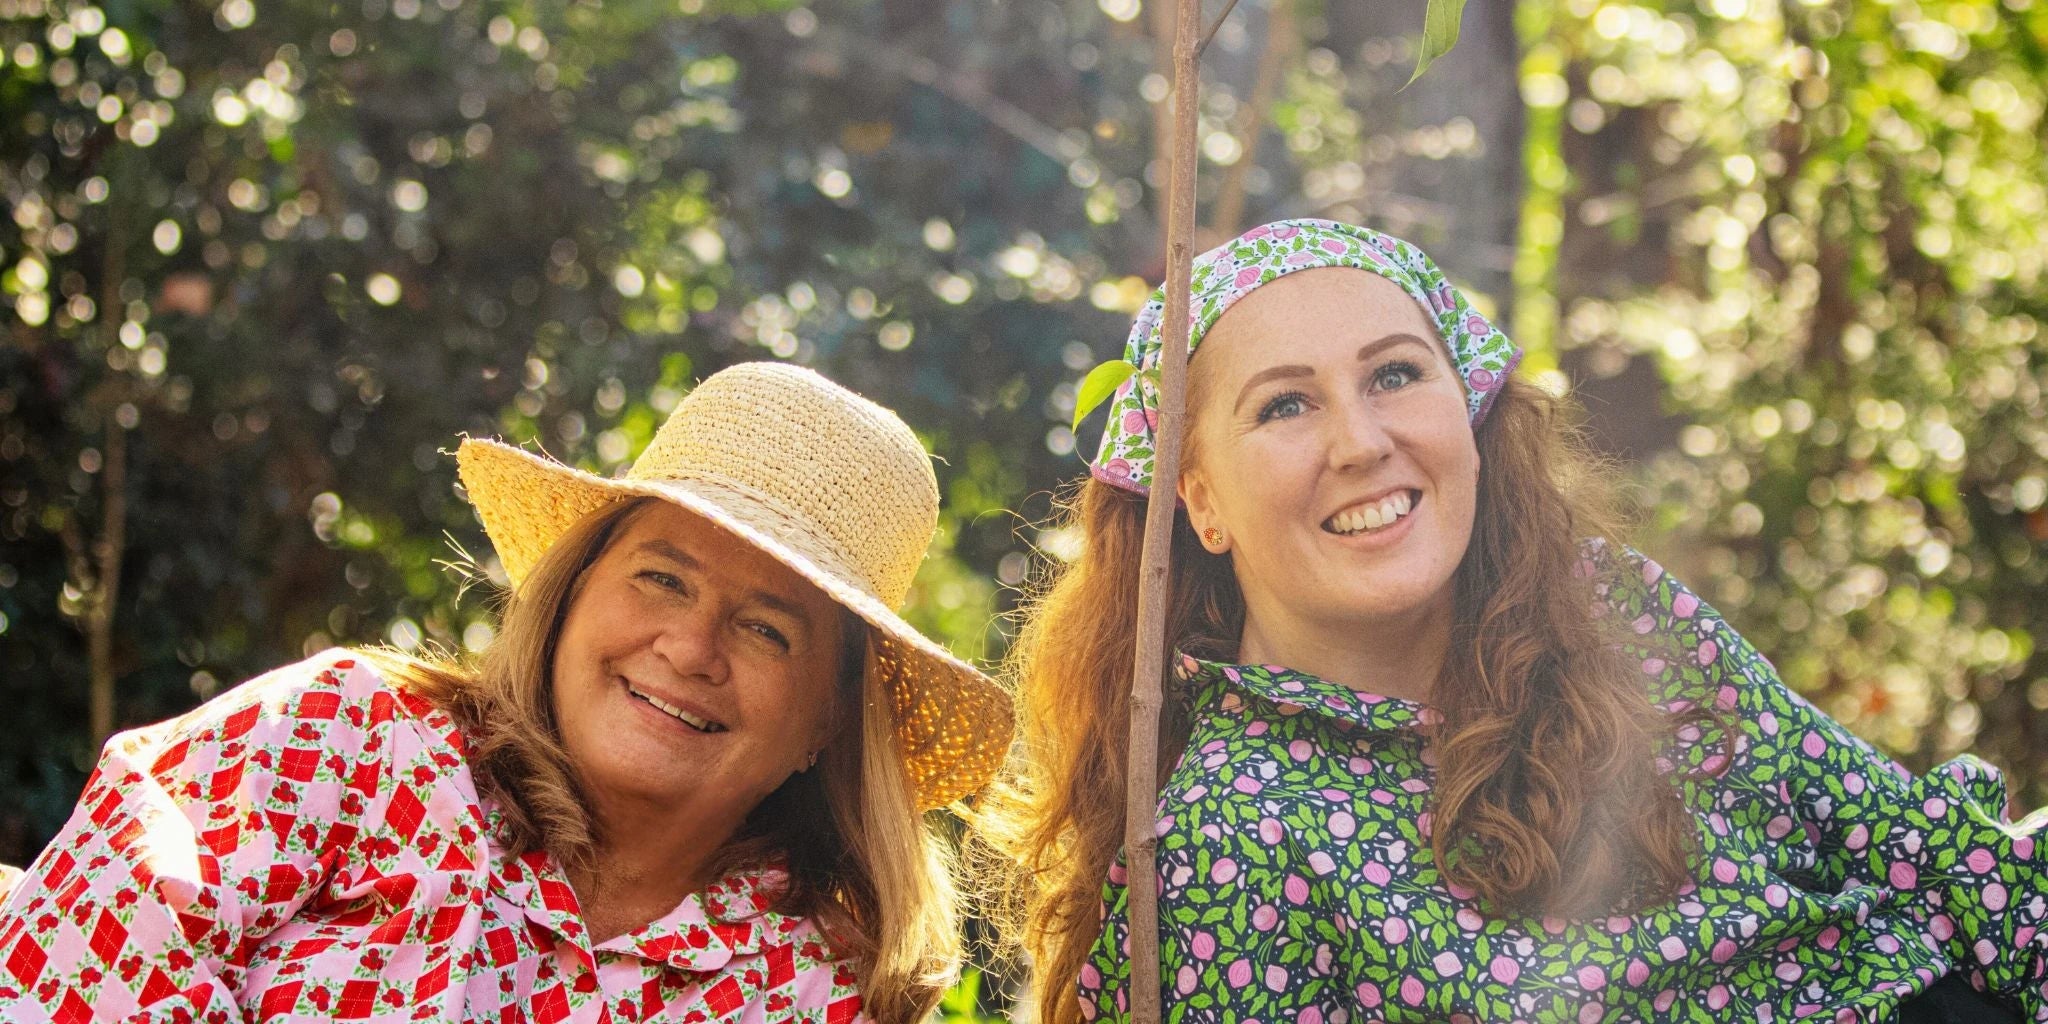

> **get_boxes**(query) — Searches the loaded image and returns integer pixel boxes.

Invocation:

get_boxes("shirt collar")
[485,810,785,974]
[601,868,782,973]
[1177,650,1435,735]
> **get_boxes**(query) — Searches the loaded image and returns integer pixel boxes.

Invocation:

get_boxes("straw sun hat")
[455,361,1011,810]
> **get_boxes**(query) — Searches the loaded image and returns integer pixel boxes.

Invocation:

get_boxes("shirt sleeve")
[1612,548,2048,1015]
[0,651,402,1022]
[1082,792,1352,1024]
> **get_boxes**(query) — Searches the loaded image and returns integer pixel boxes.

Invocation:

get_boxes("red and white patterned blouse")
[0,651,867,1023]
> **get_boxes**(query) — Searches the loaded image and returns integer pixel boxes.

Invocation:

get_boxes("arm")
[1082,794,1351,1024]
[0,652,396,1022]
[1613,550,2048,1013]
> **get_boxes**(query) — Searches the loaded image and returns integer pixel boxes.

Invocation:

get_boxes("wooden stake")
[89,410,127,747]
[1124,0,1202,1019]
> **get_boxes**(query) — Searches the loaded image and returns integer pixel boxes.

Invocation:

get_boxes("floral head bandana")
[1089,218,1522,495]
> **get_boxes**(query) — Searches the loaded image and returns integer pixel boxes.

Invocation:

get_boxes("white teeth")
[629,685,723,733]
[1327,492,1416,536]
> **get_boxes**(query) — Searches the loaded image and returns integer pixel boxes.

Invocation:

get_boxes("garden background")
[4,0,2047,1015]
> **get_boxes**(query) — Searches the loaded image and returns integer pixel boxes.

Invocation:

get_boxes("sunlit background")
[4,0,2046,1015]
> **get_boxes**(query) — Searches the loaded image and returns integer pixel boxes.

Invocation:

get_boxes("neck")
[566,788,751,944]
[1235,595,1453,704]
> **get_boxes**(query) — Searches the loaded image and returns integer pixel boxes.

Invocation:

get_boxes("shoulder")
[1579,543,1775,695]
[113,648,465,783]
[1576,538,1672,618]
[1579,541,1728,647]
[162,649,429,728]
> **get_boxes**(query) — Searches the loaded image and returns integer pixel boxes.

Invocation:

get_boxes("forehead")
[1201,267,1448,368]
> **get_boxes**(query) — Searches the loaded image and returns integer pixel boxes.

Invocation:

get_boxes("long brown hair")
[370,497,959,1024]
[974,376,1700,1024]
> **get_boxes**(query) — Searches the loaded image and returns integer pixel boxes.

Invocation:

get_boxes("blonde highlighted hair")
[974,376,1706,1024]
[370,497,959,1024]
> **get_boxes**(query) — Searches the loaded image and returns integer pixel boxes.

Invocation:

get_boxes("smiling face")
[1180,267,1480,655]
[550,501,850,829]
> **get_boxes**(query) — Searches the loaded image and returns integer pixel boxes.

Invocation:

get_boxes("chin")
[1332,572,1456,622]
[1331,594,1437,624]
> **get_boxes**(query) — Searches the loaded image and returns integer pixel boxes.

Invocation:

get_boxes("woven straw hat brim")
[457,437,1011,811]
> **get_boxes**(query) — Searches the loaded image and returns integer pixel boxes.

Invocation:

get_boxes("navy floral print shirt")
[1081,548,2048,1022]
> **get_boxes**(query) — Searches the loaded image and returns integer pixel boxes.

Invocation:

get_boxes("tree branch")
[1196,0,1244,58]
[789,23,1089,169]
[1209,0,1294,239]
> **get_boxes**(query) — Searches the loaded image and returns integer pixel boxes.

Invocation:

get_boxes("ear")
[818,616,869,747]
[1178,466,1228,554]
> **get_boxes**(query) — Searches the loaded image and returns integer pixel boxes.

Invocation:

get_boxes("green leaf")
[938,970,981,1017]
[1072,358,1139,433]
[1405,0,1467,88]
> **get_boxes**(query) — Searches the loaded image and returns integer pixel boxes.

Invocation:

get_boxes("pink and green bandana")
[1089,218,1522,495]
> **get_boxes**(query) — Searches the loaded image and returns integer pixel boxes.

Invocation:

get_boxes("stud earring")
[1202,527,1223,548]
[806,751,819,770]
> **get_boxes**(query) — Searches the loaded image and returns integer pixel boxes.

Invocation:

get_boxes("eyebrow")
[632,538,810,622]
[1231,332,1437,415]
[1232,364,1315,415]
[1358,333,1434,363]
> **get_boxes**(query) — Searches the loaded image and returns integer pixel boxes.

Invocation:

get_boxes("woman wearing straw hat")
[0,362,1009,1024]
[977,219,2042,1023]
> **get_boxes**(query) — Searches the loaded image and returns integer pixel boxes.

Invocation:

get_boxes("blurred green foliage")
[1518,0,2048,805]
[4,0,2048,1016]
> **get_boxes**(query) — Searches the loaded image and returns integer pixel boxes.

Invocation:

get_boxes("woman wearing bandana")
[980,220,2042,1023]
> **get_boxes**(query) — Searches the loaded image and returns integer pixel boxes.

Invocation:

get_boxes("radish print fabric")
[1080,546,2048,1023]
[0,651,866,1024]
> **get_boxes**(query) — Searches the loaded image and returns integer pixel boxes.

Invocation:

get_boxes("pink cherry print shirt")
[0,650,868,1023]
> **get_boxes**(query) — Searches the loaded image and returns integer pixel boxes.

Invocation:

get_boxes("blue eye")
[1257,391,1310,423]
[1372,361,1424,392]
[745,622,792,650]
[637,570,685,593]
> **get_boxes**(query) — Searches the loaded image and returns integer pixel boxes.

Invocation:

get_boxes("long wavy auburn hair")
[973,375,1707,1024]
[368,498,960,1024]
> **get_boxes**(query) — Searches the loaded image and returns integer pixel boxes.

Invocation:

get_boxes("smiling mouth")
[626,683,727,733]
[1323,490,1420,537]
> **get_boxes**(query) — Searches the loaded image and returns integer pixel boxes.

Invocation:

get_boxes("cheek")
[1423,412,1481,482]
[1445,439,1482,532]
[1214,433,1321,511]
[548,621,591,710]
[549,641,601,734]
[742,660,839,740]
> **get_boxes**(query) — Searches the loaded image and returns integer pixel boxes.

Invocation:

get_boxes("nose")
[1325,392,1395,474]
[649,607,731,687]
